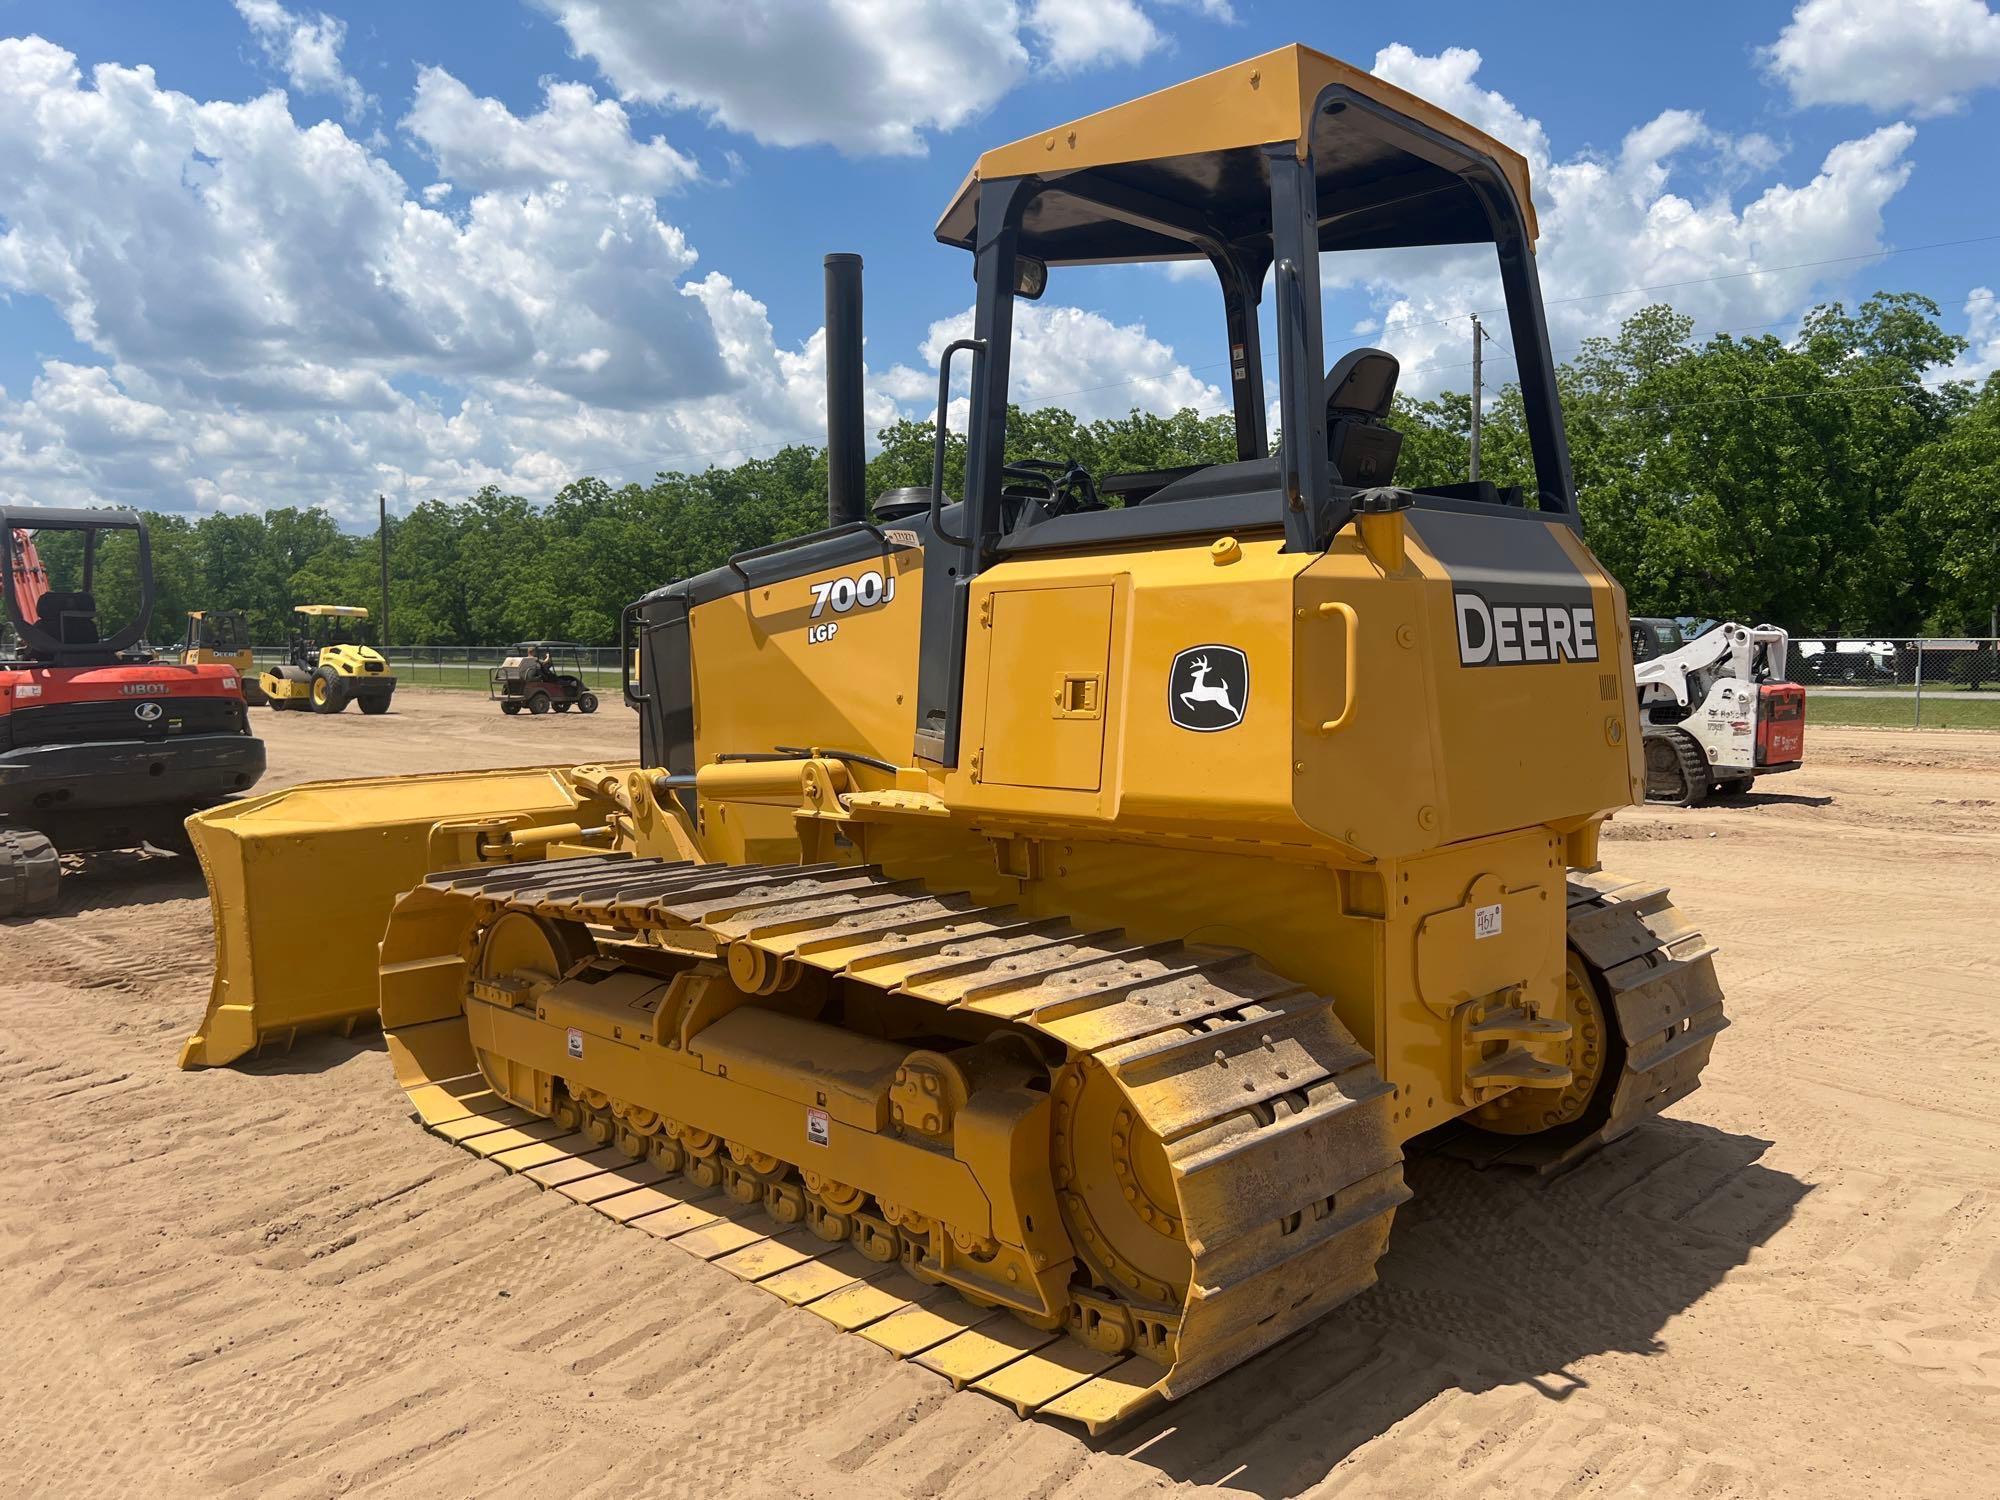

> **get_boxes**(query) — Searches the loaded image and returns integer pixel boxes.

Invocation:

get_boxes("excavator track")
[1452,869,1728,1172]
[377,855,1410,1433]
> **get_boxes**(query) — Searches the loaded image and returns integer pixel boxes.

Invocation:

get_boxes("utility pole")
[377,494,391,650]
[1469,313,1488,481]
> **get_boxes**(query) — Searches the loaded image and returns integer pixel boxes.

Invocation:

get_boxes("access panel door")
[979,585,1114,792]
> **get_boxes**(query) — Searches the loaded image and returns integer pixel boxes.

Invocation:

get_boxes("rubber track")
[394,854,1410,1431]
[1643,726,1713,806]
[1449,870,1728,1173]
[0,828,61,917]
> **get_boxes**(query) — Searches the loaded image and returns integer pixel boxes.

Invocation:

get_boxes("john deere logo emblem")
[134,700,164,722]
[1170,645,1248,732]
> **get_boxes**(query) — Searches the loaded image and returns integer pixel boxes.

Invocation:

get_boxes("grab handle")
[620,600,651,707]
[1316,601,1360,734]
[929,338,984,547]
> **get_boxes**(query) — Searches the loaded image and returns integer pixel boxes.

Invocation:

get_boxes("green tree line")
[19,293,2000,645]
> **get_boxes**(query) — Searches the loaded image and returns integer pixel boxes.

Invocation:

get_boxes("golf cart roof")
[295,604,369,617]
[511,640,583,651]
[935,42,1537,266]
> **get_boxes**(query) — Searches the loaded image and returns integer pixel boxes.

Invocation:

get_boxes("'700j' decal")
[806,568,895,644]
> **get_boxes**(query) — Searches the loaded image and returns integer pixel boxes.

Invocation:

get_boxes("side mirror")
[1012,256,1048,300]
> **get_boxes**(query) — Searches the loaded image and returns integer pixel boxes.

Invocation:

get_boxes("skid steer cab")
[183,609,265,705]
[491,640,598,716]
[262,605,396,715]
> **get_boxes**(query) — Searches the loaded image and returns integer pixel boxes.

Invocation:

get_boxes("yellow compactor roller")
[181,45,1725,1431]
[261,604,396,714]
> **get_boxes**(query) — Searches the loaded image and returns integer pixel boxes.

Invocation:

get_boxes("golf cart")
[491,641,598,715]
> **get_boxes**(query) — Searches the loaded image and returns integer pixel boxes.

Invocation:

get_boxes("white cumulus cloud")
[532,0,1210,156]
[1762,0,2000,116]
[916,302,1223,429]
[532,0,1031,156]
[1946,287,2000,383]
[0,40,724,411]
[233,0,370,120]
[1027,0,1161,73]
[0,37,859,521]
[402,67,699,196]
[1340,45,1921,397]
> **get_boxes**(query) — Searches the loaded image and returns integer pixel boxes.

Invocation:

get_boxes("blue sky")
[0,0,1996,523]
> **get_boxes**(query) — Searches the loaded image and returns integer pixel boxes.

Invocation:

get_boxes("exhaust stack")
[824,253,867,527]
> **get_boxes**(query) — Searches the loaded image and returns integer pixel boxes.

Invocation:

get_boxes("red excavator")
[1,506,266,916]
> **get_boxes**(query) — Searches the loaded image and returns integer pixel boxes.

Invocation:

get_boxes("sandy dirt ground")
[1,690,1995,1498]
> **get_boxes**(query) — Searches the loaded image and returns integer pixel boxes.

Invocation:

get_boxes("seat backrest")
[36,590,100,645]
[1324,348,1403,488]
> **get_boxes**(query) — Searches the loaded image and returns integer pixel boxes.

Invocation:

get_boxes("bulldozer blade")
[178,764,631,1069]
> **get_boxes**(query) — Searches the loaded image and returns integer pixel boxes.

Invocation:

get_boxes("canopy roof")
[0,504,145,532]
[935,44,1536,266]
[295,604,369,617]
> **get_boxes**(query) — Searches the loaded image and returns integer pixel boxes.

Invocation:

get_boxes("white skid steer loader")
[1631,619,1806,804]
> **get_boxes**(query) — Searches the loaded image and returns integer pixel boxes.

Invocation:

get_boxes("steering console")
[1001,457,1104,530]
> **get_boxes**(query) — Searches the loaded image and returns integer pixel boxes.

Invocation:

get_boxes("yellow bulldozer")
[181,608,266,705]
[178,45,1724,1433]
[260,603,396,714]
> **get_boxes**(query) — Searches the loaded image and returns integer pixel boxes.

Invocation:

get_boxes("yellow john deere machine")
[180,46,1724,1431]
[261,604,396,713]
[182,608,265,705]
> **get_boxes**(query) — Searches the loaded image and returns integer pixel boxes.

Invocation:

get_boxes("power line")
[1548,234,2000,308]
[1033,246,1999,410]
[1600,372,1971,421]
[1400,296,1997,390]
[1322,230,2000,356]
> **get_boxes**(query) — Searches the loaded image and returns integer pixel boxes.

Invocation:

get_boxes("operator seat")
[1324,348,1403,487]
[35,590,100,645]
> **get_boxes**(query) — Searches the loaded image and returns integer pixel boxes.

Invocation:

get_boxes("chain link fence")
[251,644,627,695]
[1778,636,2000,729]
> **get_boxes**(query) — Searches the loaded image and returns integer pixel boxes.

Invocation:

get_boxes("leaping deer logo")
[1179,654,1240,720]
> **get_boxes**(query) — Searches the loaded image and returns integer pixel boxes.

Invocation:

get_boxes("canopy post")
[1265,145,1333,553]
